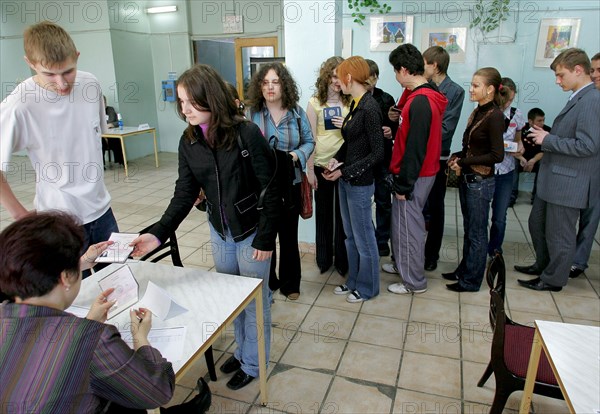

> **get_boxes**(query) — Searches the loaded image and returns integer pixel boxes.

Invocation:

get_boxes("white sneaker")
[333,284,350,295]
[346,290,365,303]
[388,283,427,294]
[382,263,399,274]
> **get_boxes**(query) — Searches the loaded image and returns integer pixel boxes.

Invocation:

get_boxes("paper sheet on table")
[138,281,188,321]
[120,326,187,362]
[98,265,139,319]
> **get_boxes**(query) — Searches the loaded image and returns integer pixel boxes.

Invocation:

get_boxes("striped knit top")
[0,303,175,413]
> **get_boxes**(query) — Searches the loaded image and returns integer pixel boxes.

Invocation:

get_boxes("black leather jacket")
[150,121,279,251]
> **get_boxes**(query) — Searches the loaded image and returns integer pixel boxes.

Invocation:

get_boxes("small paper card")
[65,304,90,318]
[138,123,151,131]
[98,265,139,319]
[503,140,518,152]
[323,107,342,130]
[120,326,187,362]
[329,160,344,171]
[95,232,139,263]
[138,281,188,321]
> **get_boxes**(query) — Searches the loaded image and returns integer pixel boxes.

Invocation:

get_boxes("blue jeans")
[209,225,272,378]
[456,177,495,291]
[83,208,119,278]
[338,180,380,299]
[488,170,514,256]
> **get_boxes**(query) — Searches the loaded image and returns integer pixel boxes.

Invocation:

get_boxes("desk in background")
[72,261,269,405]
[520,320,599,414]
[102,127,159,177]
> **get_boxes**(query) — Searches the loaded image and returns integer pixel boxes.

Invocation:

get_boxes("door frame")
[234,37,278,100]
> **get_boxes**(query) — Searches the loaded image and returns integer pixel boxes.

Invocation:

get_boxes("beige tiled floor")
[2,153,599,414]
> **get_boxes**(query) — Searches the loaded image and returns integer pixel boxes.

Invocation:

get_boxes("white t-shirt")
[0,71,111,224]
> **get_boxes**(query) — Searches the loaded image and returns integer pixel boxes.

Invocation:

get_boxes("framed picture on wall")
[370,15,414,52]
[535,18,581,67]
[421,27,467,63]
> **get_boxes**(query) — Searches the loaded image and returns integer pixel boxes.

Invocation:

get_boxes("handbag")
[299,173,313,219]
[446,167,460,188]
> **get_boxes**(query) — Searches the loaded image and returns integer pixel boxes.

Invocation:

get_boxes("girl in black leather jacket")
[132,64,278,391]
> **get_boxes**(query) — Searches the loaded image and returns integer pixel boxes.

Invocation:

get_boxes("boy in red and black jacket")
[386,44,448,295]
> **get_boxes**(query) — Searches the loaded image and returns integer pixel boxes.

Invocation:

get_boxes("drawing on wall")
[535,18,580,67]
[370,15,414,52]
[421,27,467,63]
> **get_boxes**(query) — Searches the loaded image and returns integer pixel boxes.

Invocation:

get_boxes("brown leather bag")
[299,173,313,219]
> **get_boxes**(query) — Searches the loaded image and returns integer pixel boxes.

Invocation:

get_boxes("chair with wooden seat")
[477,252,563,413]
[139,223,217,382]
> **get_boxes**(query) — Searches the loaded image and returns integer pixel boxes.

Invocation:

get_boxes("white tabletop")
[535,320,600,414]
[73,261,261,374]
[104,126,155,135]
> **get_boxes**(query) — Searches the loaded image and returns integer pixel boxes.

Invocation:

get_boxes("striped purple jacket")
[1,303,175,413]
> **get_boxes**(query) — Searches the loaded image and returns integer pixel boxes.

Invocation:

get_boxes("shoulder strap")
[236,132,276,211]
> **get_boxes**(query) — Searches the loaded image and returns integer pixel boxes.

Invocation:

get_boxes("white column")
[283,0,343,244]
[283,0,343,108]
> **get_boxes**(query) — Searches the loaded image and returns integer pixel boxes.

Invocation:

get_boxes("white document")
[95,232,139,263]
[138,281,188,321]
[120,326,187,362]
[503,140,518,152]
[98,265,139,319]
[65,304,89,318]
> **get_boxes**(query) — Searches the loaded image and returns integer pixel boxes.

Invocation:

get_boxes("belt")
[462,173,487,183]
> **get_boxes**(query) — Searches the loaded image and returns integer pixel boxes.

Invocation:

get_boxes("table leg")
[519,329,543,413]
[152,130,159,168]
[120,137,128,177]
[254,284,268,405]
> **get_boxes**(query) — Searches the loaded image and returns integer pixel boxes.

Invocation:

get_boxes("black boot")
[161,378,211,414]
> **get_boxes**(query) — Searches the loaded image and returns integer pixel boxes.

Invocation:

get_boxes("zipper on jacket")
[210,148,226,235]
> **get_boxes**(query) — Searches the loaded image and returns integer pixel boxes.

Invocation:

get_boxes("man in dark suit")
[516,48,600,291]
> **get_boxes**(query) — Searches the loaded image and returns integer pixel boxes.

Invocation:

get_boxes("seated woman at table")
[0,211,211,414]
[131,64,279,391]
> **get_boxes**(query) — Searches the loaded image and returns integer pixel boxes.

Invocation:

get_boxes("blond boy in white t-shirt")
[0,21,117,273]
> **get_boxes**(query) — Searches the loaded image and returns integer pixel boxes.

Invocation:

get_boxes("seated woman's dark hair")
[0,211,83,300]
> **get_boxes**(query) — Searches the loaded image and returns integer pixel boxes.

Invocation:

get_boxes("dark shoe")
[226,369,255,390]
[569,267,584,279]
[424,259,437,271]
[335,266,347,276]
[219,356,241,374]
[378,244,390,257]
[161,378,211,413]
[446,282,470,292]
[442,271,458,281]
[518,277,562,292]
[318,264,331,274]
[514,264,543,276]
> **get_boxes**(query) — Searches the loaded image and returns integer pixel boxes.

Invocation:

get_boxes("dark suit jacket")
[537,83,600,209]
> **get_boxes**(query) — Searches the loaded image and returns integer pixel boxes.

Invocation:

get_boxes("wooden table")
[73,261,269,405]
[519,320,600,413]
[102,127,159,177]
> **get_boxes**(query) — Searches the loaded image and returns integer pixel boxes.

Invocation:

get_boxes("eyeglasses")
[262,79,281,87]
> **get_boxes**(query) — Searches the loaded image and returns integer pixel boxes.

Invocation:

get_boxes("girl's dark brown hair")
[245,62,299,112]
[176,64,243,149]
[497,77,517,109]
[313,56,352,106]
